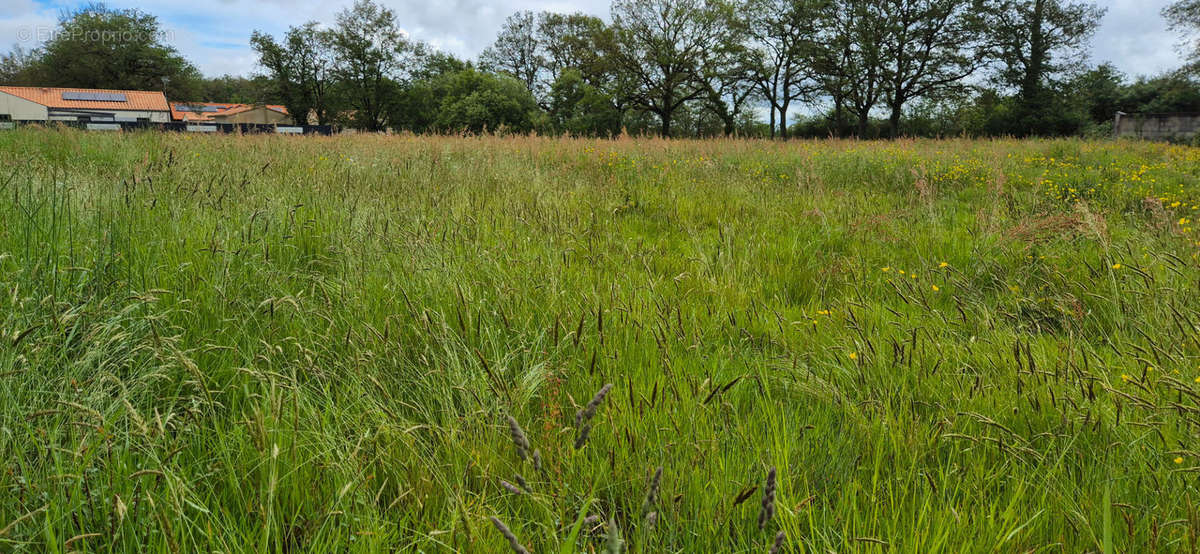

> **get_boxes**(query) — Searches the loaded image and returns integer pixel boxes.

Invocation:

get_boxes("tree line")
[5,0,1200,138]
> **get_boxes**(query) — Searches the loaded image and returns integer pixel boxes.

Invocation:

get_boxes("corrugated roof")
[170,102,289,121]
[0,86,169,111]
[170,102,239,121]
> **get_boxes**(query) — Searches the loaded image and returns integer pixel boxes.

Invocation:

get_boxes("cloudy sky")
[0,0,1188,80]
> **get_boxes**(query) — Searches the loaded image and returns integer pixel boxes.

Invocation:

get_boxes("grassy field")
[2,128,1200,552]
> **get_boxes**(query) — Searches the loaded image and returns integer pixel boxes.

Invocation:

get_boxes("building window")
[77,116,91,123]
[137,117,149,123]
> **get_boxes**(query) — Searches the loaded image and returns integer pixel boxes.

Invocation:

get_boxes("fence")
[1113,112,1200,142]
[0,120,335,135]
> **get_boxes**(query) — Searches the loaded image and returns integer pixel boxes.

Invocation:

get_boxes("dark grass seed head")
[506,415,530,461]
[768,530,785,554]
[758,467,776,531]
[641,466,663,514]
[574,383,613,449]
[576,383,613,427]
[489,516,530,554]
[500,480,523,495]
[574,423,593,450]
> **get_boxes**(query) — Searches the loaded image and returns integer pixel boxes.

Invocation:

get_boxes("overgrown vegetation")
[3,129,1200,551]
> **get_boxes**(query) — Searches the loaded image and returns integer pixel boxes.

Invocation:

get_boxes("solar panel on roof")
[62,91,128,102]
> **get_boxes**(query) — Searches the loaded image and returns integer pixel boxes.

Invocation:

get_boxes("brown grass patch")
[1006,213,1088,246]
[850,208,911,243]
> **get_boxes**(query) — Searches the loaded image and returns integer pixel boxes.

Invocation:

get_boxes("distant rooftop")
[169,102,289,121]
[0,86,169,111]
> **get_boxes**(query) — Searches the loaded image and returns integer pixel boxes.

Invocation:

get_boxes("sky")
[0,0,1188,81]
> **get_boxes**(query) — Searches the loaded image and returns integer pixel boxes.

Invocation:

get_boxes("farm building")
[171,102,293,125]
[0,86,170,123]
[1113,112,1200,141]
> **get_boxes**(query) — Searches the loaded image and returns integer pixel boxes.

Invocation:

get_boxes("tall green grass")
[1,128,1200,552]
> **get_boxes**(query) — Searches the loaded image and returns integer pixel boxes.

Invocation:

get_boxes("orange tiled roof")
[0,86,169,111]
[170,102,289,121]
[170,102,238,121]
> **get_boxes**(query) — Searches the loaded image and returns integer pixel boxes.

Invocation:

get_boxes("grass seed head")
[489,516,530,554]
[532,449,544,474]
[574,423,594,450]
[576,383,613,427]
[500,480,523,495]
[606,517,624,554]
[768,530,785,554]
[506,415,530,461]
[574,383,613,449]
[758,467,777,531]
[641,466,663,515]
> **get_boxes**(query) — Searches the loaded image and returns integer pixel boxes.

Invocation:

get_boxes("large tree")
[429,68,540,133]
[744,0,825,138]
[540,13,633,122]
[985,0,1104,132]
[609,0,735,137]
[479,11,544,96]
[700,21,757,137]
[390,52,470,132]
[548,68,624,136]
[197,75,280,105]
[879,0,991,136]
[0,45,39,86]
[26,4,201,98]
[815,0,893,137]
[538,13,614,87]
[1163,0,1200,69]
[328,0,423,131]
[250,22,338,125]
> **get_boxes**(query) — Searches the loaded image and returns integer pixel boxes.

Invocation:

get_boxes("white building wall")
[0,91,49,120]
[47,109,170,123]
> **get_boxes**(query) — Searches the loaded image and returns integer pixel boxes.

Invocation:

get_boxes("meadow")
[1,128,1200,552]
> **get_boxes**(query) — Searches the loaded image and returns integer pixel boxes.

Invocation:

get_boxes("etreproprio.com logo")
[16,26,175,44]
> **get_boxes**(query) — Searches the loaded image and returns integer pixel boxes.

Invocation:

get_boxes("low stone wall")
[1114,113,1200,141]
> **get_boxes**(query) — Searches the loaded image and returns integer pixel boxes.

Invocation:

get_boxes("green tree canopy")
[548,68,623,136]
[22,3,201,98]
[251,22,338,125]
[430,68,540,133]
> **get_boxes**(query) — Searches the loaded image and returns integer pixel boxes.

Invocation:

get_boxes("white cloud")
[1092,0,1182,78]
[0,0,57,53]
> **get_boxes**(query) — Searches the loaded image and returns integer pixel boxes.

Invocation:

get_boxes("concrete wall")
[0,91,48,120]
[1114,113,1200,141]
[48,109,170,123]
